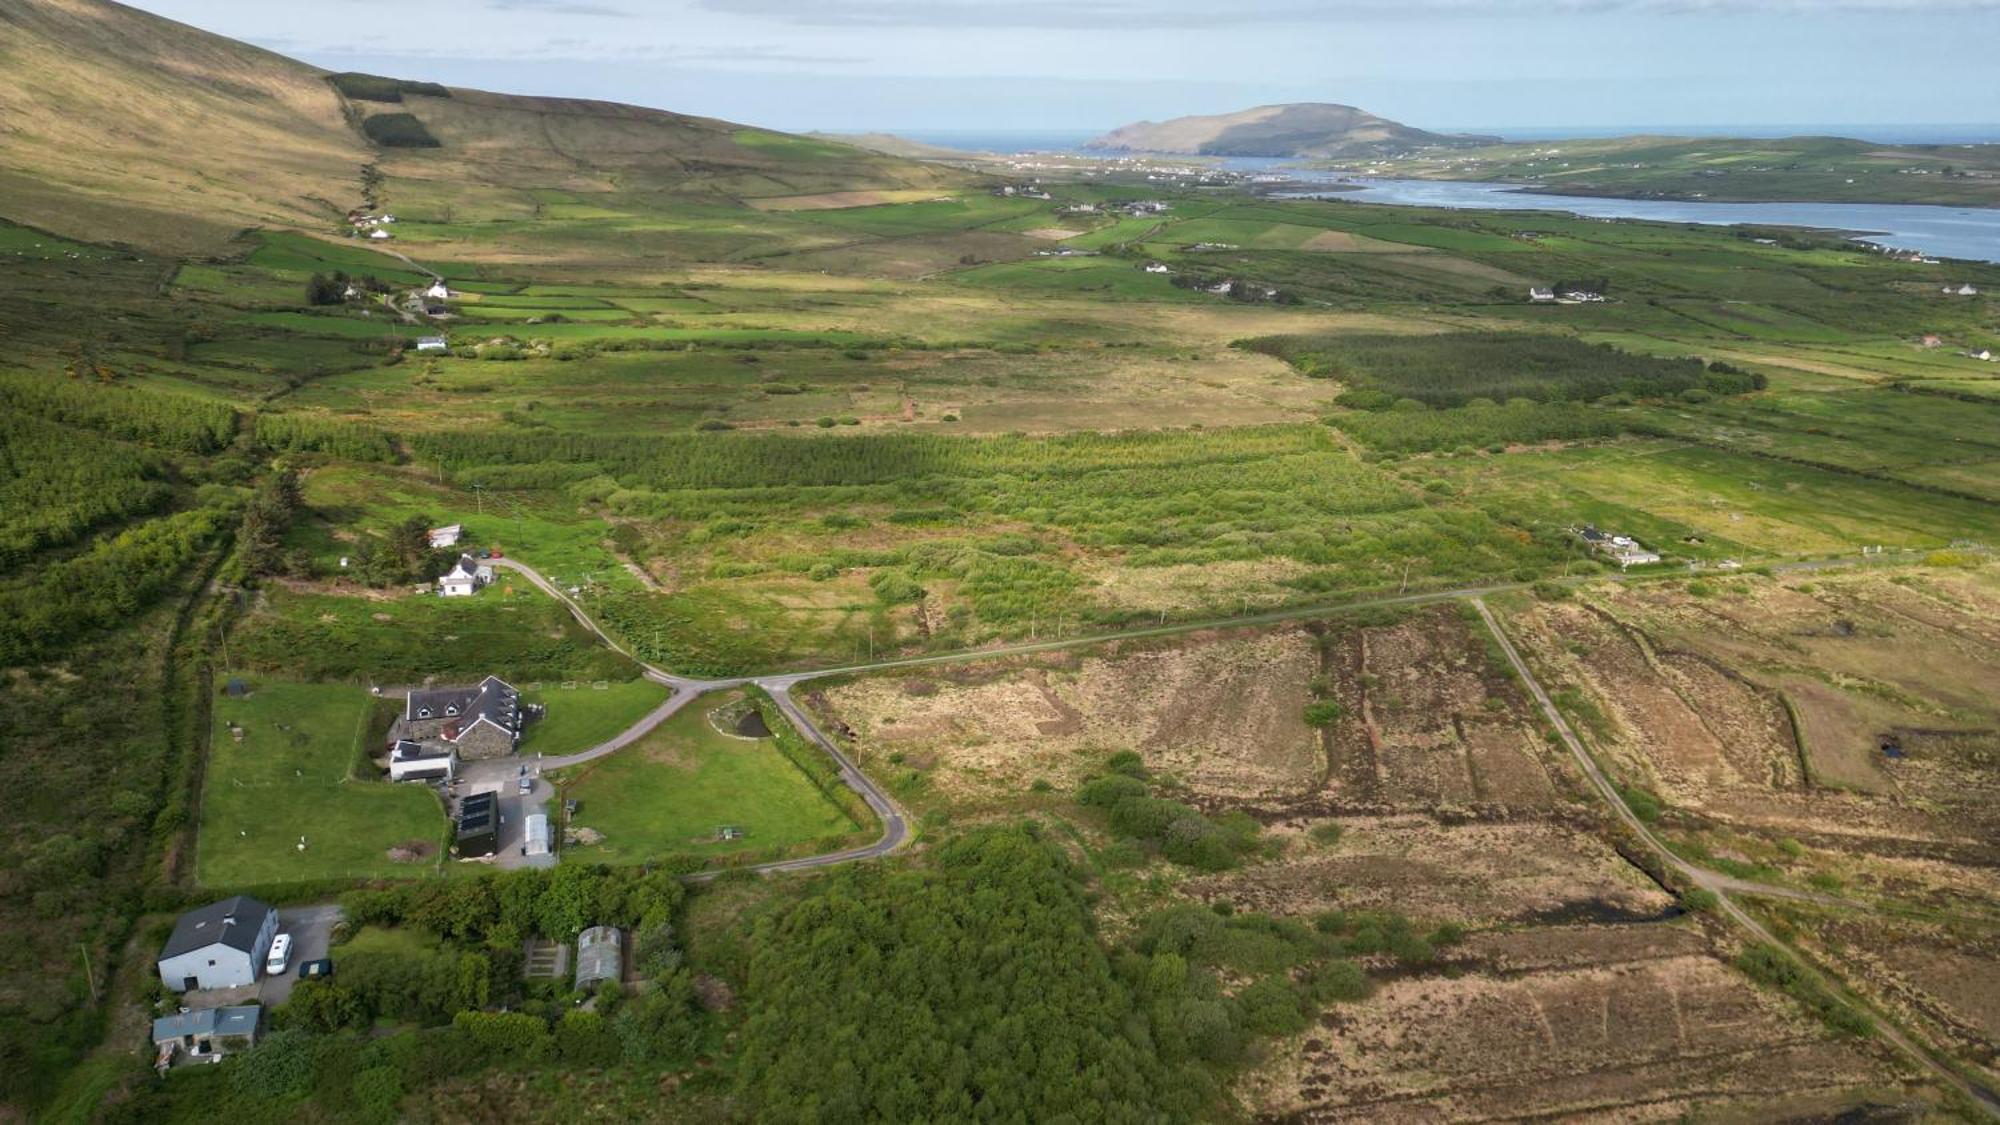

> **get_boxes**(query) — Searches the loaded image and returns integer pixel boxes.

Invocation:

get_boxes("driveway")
[455,757,556,870]
[258,902,342,1007]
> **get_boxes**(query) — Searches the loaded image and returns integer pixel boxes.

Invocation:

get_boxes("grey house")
[158,896,277,992]
[152,1004,261,1067]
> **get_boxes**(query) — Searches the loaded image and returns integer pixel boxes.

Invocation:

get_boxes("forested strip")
[0,506,233,662]
[0,413,171,568]
[253,413,396,462]
[410,425,1332,491]
[1242,332,1725,407]
[0,370,237,452]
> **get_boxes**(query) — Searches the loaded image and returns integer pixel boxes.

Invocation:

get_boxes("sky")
[127,0,2000,135]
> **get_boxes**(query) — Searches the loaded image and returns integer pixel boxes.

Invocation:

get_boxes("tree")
[280,979,366,1032]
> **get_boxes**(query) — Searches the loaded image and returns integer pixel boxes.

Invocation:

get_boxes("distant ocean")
[883,125,2000,153]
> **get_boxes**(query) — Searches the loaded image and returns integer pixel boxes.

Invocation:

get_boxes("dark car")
[297,958,334,980]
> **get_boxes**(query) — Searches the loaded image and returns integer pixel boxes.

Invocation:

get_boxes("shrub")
[1077,774,1149,808]
[1236,978,1308,1035]
[1303,700,1345,727]
[360,113,441,148]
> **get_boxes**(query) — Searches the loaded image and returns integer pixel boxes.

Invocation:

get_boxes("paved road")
[490,558,911,875]
[1473,597,2000,1118]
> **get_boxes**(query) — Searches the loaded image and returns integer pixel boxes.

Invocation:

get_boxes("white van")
[265,933,292,976]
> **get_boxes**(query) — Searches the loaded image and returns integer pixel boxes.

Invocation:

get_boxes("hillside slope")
[0,0,967,255]
[1086,103,1495,158]
[0,0,365,254]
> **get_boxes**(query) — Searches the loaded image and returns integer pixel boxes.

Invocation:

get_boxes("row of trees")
[0,412,169,570]
[1244,332,1723,408]
[0,370,237,452]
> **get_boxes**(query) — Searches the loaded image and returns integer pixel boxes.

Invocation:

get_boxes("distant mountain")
[0,0,960,254]
[1085,103,1498,159]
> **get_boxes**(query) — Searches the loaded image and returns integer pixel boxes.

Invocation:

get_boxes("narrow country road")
[490,558,912,874]
[1473,597,2000,1117]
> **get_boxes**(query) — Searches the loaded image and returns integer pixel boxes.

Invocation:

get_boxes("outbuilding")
[158,897,278,992]
[575,926,622,990]
[388,739,457,782]
[456,791,499,859]
[152,1004,261,1068]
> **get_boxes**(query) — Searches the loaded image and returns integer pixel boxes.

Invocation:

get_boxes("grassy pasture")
[198,680,445,886]
[520,678,672,757]
[558,692,860,863]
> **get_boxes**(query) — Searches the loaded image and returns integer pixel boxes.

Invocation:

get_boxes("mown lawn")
[558,691,857,864]
[198,680,446,886]
[521,678,673,757]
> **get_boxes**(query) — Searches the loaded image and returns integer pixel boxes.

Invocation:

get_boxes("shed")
[456,791,498,859]
[524,813,551,857]
[153,1004,261,1059]
[575,926,623,989]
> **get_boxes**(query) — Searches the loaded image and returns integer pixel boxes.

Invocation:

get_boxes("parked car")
[297,958,333,980]
[265,933,292,975]
[518,773,533,794]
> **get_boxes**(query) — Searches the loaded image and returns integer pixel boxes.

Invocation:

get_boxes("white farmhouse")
[424,280,451,301]
[438,553,495,597]
[157,896,277,992]
[415,336,450,353]
[368,229,390,241]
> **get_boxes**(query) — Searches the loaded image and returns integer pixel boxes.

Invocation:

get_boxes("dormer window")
[417,707,432,718]
[445,705,459,716]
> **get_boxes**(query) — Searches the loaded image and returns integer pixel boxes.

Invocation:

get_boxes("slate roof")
[392,739,454,763]
[153,1005,261,1043]
[161,896,274,959]
[407,676,520,733]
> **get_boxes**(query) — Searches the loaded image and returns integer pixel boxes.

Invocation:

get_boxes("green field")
[520,678,672,757]
[558,692,860,864]
[198,680,446,886]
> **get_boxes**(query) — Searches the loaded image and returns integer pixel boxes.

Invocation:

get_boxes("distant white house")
[1945,283,1979,296]
[438,553,495,597]
[1142,262,1171,274]
[1529,287,1556,302]
[415,336,450,353]
[428,523,463,549]
[1576,525,1661,568]
[424,280,451,301]
[369,229,390,241]
[1970,348,1995,362]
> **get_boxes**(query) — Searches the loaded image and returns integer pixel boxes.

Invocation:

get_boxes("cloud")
[485,0,632,15]
[698,0,2000,26]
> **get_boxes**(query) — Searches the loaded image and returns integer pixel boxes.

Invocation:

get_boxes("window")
[418,707,432,718]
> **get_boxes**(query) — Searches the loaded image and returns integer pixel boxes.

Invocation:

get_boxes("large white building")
[157,896,277,992]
